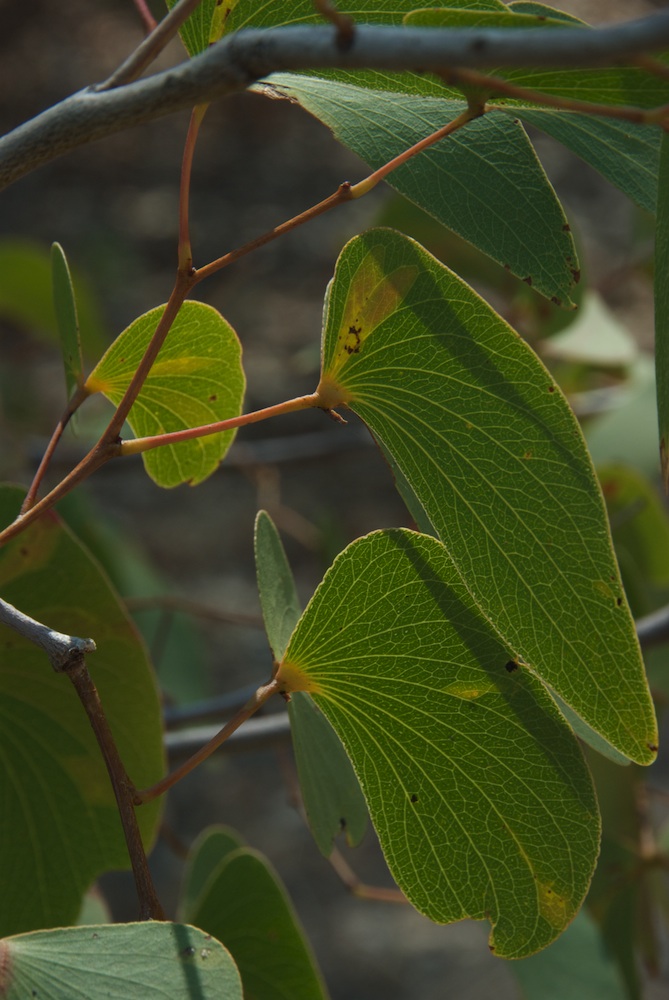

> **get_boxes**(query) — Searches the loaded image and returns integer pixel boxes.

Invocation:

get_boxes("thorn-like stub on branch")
[51,635,97,673]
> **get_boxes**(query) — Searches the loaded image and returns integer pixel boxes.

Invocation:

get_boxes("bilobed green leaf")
[656,131,669,491]
[289,692,368,857]
[51,242,84,399]
[180,825,243,919]
[512,908,627,999]
[0,923,242,1000]
[0,486,163,936]
[86,300,245,488]
[254,510,301,660]
[316,228,656,764]
[259,74,578,306]
[278,529,599,958]
[188,848,329,999]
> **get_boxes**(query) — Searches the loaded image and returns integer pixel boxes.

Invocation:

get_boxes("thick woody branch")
[0,596,96,671]
[2,15,669,191]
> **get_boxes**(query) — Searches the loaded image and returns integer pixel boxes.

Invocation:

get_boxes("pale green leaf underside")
[318,229,656,764]
[0,486,163,937]
[254,509,302,661]
[189,848,329,1000]
[655,132,669,490]
[289,691,368,857]
[0,923,242,1000]
[87,301,245,488]
[281,529,599,958]
[257,74,577,306]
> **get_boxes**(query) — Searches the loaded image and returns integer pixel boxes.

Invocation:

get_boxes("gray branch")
[2,14,669,191]
[0,597,96,672]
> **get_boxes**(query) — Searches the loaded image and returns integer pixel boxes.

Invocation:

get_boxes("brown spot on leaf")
[504,660,519,673]
[571,269,581,284]
[522,276,533,286]
[503,263,511,271]
[648,743,659,754]
[616,597,623,606]
[343,325,362,355]
[551,296,562,307]
[548,385,555,393]
[523,451,532,460]
[562,223,571,232]
[208,394,217,401]
[410,793,419,804]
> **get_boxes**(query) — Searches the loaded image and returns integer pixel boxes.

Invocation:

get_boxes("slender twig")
[443,66,669,126]
[0,597,96,670]
[132,0,158,35]
[328,847,407,904]
[136,678,281,803]
[178,104,208,272]
[312,0,355,49]
[101,0,206,90]
[120,393,323,455]
[21,384,91,513]
[65,657,165,920]
[4,17,669,191]
[165,712,292,755]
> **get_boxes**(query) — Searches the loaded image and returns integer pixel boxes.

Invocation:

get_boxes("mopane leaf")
[0,923,242,1000]
[516,111,661,214]
[289,691,368,856]
[188,848,329,1000]
[0,486,163,936]
[277,529,599,958]
[254,511,367,856]
[258,74,578,306]
[315,228,656,764]
[0,239,107,355]
[254,509,301,660]
[51,242,84,399]
[86,301,245,488]
[656,132,669,491]
[180,825,243,919]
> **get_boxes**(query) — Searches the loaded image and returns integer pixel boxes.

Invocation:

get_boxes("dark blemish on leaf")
[548,385,555,393]
[571,269,581,284]
[344,325,362,355]
[522,276,533,286]
[209,394,217,401]
[523,451,532,460]
[503,263,511,271]
[410,793,419,804]
[340,817,347,830]
[562,223,571,232]
[551,296,562,307]
[648,744,659,753]
[616,597,623,606]
[181,946,196,958]
[609,575,616,581]
[504,660,519,673]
